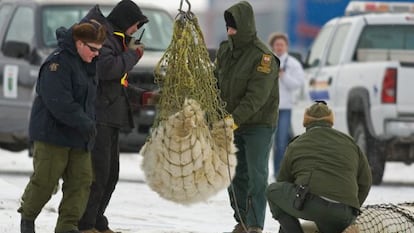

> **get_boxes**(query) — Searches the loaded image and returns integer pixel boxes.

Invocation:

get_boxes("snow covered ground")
[1,149,414,233]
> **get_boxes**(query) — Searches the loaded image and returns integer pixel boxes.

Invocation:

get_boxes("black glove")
[89,125,97,140]
[80,124,97,141]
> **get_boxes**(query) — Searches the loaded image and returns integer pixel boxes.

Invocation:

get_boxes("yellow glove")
[232,122,238,130]
[225,115,238,130]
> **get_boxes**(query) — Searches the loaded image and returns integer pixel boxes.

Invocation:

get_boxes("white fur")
[140,98,237,204]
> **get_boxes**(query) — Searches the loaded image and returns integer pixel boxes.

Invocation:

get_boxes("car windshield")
[41,5,173,51]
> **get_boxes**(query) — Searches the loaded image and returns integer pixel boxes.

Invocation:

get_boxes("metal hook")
[185,0,191,13]
[179,0,184,12]
[177,0,193,22]
[179,0,191,13]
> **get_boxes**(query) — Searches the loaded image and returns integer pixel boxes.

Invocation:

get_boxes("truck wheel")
[0,142,27,152]
[352,121,385,185]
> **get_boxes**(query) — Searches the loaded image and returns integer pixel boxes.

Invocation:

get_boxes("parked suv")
[0,0,173,152]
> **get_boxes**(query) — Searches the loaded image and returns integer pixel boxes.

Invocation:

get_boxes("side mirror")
[2,41,30,59]
[289,51,304,67]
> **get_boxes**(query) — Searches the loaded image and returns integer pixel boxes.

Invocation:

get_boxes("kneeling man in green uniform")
[266,101,372,233]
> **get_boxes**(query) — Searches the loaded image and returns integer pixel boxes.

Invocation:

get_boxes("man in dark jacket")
[266,101,372,233]
[214,2,279,233]
[78,1,148,233]
[18,20,106,233]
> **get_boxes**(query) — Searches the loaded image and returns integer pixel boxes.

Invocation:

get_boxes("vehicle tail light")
[381,68,397,104]
[141,91,155,106]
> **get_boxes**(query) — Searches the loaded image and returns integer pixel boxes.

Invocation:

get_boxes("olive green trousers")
[266,182,356,233]
[18,141,92,233]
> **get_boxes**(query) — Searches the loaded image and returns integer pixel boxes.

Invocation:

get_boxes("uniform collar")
[305,121,333,131]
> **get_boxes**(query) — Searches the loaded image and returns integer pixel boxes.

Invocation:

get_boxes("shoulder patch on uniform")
[257,54,272,74]
[49,63,59,72]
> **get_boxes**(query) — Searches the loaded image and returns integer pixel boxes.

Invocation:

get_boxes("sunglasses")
[83,42,100,53]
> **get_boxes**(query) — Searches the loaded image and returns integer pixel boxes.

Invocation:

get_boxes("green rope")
[153,13,228,129]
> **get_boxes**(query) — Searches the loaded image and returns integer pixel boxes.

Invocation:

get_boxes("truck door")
[0,5,36,138]
[315,23,351,133]
[291,23,338,135]
[308,23,350,106]
[292,22,351,135]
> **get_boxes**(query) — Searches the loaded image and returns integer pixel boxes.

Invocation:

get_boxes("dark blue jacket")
[29,27,97,151]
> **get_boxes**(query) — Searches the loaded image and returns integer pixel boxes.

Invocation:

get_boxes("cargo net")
[139,2,237,205]
[347,202,414,233]
[304,202,414,233]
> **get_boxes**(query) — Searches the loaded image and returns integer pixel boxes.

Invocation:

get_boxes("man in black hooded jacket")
[78,1,148,233]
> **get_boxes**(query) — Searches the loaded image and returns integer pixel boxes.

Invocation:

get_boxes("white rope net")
[139,8,237,205]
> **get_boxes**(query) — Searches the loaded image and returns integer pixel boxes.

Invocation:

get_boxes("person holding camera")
[77,1,148,233]
[266,101,372,233]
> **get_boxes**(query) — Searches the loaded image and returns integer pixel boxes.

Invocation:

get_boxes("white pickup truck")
[292,1,414,185]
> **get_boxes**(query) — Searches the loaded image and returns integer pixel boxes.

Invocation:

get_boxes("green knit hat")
[303,101,334,127]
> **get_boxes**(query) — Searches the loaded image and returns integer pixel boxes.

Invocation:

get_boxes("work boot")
[20,218,35,233]
[248,227,262,233]
[278,214,304,233]
[81,229,100,233]
[231,223,247,233]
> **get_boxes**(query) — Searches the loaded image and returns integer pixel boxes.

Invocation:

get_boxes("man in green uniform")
[18,20,106,233]
[266,101,372,233]
[214,2,279,233]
